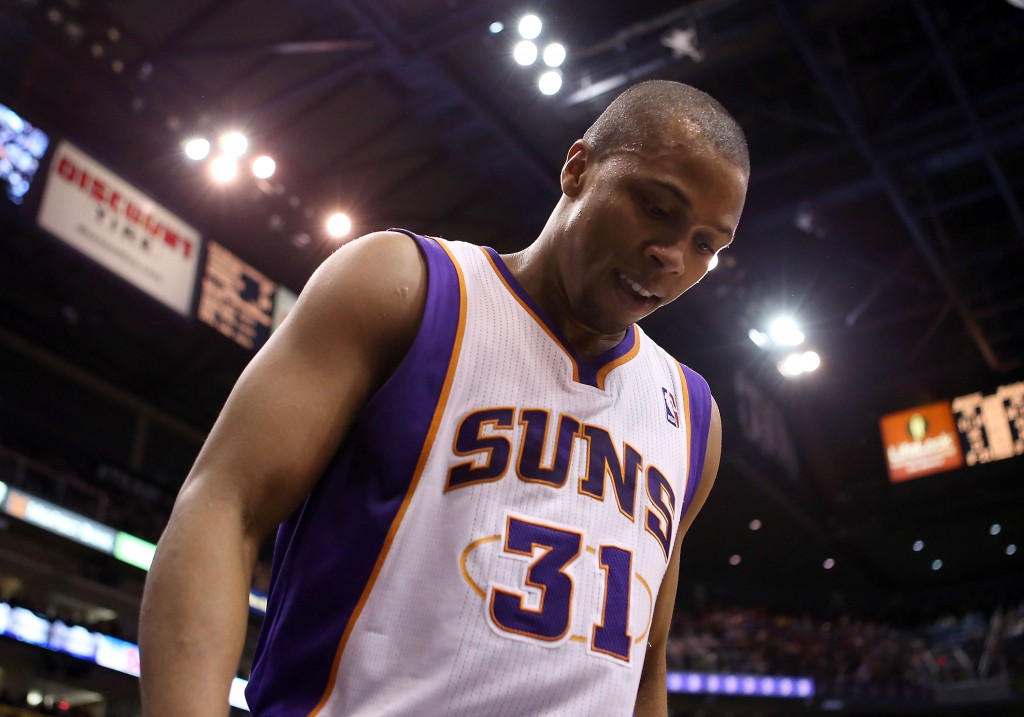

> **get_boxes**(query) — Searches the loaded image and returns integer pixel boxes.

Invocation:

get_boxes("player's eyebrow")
[647,179,735,239]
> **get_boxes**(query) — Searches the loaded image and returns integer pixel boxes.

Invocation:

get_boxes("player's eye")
[646,203,668,220]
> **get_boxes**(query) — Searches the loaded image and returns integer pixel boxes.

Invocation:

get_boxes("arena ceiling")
[1,0,1023,614]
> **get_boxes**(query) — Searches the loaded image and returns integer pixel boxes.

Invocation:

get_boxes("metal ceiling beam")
[747,112,1024,235]
[772,0,1016,372]
[216,0,499,125]
[338,0,555,195]
[752,81,1024,187]
[880,4,986,122]
[563,0,895,108]
[911,0,1024,242]
[151,0,246,55]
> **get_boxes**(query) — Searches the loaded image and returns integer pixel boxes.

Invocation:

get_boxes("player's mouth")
[616,270,660,305]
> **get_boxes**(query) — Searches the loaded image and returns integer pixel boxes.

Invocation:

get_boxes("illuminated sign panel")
[2,488,117,552]
[0,483,267,613]
[667,672,814,699]
[198,241,276,350]
[113,531,156,570]
[952,382,1024,467]
[0,102,49,204]
[36,141,202,315]
[880,401,964,482]
[0,601,250,711]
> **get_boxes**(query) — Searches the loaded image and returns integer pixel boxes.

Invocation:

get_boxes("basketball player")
[140,80,749,717]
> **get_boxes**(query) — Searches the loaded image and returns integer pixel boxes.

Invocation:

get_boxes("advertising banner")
[880,401,964,482]
[36,141,202,315]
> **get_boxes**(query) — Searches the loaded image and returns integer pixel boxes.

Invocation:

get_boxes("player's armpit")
[140,230,427,717]
[634,397,722,717]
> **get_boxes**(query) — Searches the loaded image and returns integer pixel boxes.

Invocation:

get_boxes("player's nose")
[644,241,685,275]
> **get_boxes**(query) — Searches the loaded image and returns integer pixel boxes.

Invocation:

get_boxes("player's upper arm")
[175,230,427,546]
[647,395,722,649]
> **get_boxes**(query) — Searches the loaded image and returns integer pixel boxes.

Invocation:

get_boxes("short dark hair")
[583,80,749,174]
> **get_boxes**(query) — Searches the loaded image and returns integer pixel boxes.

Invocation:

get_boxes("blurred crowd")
[668,602,1024,701]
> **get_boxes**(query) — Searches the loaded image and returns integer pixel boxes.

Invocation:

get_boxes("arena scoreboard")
[881,382,1024,482]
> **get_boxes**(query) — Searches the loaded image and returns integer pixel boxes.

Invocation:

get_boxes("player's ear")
[560,139,592,198]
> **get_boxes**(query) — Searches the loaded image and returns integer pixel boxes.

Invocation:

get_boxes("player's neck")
[501,247,627,362]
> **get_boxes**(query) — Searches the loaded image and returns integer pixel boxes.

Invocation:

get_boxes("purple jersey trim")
[481,246,638,389]
[678,364,713,523]
[245,230,464,716]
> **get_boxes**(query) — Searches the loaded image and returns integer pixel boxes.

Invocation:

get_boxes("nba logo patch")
[662,387,679,427]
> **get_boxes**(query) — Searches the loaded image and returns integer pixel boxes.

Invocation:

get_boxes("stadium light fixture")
[514,40,538,66]
[251,155,276,179]
[489,21,504,34]
[183,137,210,161]
[210,155,238,183]
[748,328,768,348]
[768,316,804,347]
[219,131,248,157]
[327,212,352,238]
[542,42,566,68]
[518,14,542,39]
[538,70,562,95]
[778,350,820,377]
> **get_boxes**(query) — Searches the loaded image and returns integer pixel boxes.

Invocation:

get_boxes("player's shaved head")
[583,80,749,174]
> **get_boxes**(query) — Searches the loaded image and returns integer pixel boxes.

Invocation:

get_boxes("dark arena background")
[1,0,1024,715]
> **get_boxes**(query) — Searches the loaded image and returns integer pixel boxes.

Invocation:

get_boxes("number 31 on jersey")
[485,514,638,663]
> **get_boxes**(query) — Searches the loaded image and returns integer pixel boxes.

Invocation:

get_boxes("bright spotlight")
[542,42,566,67]
[183,137,210,161]
[489,21,504,34]
[778,350,820,377]
[768,316,804,347]
[823,558,835,570]
[538,70,562,95]
[326,212,352,238]
[514,40,538,66]
[747,328,768,348]
[518,14,542,40]
[252,155,276,179]
[210,155,238,183]
[778,352,805,377]
[913,540,925,552]
[708,253,720,271]
[801,350,821,372]
[991,523,1002,536]
[219,131,248,157]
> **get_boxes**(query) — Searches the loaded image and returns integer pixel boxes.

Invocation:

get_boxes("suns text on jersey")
[444,406,677,559]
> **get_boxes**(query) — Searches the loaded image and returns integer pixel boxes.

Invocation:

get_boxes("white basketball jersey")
[246,232,713,717]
